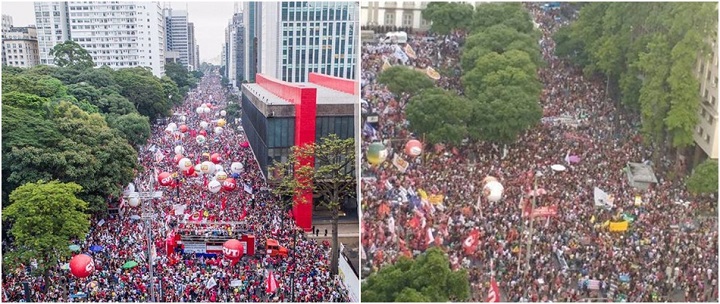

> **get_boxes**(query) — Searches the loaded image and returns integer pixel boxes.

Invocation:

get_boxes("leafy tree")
[377,66,434,97]
[462,50,541,100]
[49,40,95,69]
[421,2,475,35]
[2,74,67,99]
[93,92,136,116]
[665,33,702,151]
[461,24,542,72]
[2,99,138,212]
[687,159,719,195]
[161,76,183,106]
[405,88,471,145]
[362,247,470,302]
[112,67,171,121]
[468,84,542,144]
[106,113,151,148]
[165,62,193,89]
[1,65,24,76]
[2,181,90,278]
[471,3,534,34]
[73,66,118,90]
[635,34,672,147]
[270,134,355,276]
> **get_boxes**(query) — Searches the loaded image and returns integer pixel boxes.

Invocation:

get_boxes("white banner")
[183,242,206,253]
[338,248,360,302]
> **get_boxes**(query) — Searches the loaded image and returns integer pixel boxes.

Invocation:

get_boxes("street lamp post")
[124,189,162,302]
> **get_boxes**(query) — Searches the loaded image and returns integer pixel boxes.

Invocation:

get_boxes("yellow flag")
[418,189,428,202]
[602,220,610,228]
[590,215,596,223]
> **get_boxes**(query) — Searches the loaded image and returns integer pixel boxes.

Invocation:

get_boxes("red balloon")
[158,172,173,186]
[223,239,244,259]
[210,153,222,164]
[183,166,195,176]
[173,154,184,164]
[222,178,237,191]
[199,130,207,137]
[405,140,423,156]
[69,254,94,278]
[179,125,188,133]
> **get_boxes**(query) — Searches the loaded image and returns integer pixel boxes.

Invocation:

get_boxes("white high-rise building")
[694,34,719,160]
[33,2,165,77]
[3,26,41,68]
[2,14,14,66]
[163,8,190,69]
[256,1,358,83]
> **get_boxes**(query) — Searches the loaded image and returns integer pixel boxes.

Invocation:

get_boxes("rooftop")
[244,82,357,106]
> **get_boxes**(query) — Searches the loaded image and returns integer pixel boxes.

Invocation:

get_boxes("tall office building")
[194,44,200,68]
[163,8,190,69]
[242,1,259,83]
[256,2,358,83]
[187,22,196,70]
[2,14,13,66]
[34,2,166,77]
[224,11,245,88]
[3,26,41,68]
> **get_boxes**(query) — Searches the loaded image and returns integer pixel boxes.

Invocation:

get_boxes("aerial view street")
[2,1,359,302]
[360,2,718,302]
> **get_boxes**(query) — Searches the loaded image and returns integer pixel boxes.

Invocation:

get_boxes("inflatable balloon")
[179,125,188,133]
[194,164,204,176]
[69,254,95,278]
[158,172,173,186]
[210,153,222,164]
[215,165,225,173]
[223,239,244,260]
[217,119,227,127]
[167,123,177,131]
[127,195,140,207]
[208,180,221,193]
[202,103,209,109]
[220,110,227,117]
[196,107,203,114]
[203,107,211,114]
[173,154,184,165]
[199,130,208,137]
[200,161,216,174]
[174,145,185,156]
[405,140,423,156]
[214,126,223,134]
[179,115,187,122]
[222,178,237,191]
[230,162,244,173]
[367,142,388,165]
[200,121,209,130]
[483,177,504,202]
[182,166,195,176]
[178,157,193,171]
[164,127,173,135]
[196,135,206,145]
[215,171,228,182]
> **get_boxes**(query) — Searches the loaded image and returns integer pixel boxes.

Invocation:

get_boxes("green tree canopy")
[687,159,719,195]
[362,247,471,302]
[405,88,471,145]
[270,134,356,276]
[461,24,542,72]
[468,84,542,144]
[462,50,541,100]
[2,180,91,273]
[377,66,435,97]
[2,99,138,211]
[112,67,171,121]
[471,3,534,34]
[106,113,151,148]
[49,40,95,69]
[421,2,475,35]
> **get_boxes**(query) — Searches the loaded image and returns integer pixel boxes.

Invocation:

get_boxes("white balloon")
[203,107,211,114]
[128,196,140,207]
[167,123,178,131]
[208,180,221,193]
[202,103,209,109]
[201,161,216,174]
[196,135,206,145]
[484,181,505,202]
[214,126,223,134]
[215,165,225,173]
[174,145,185,156]
[215,171,228,181]
[196,107,203,114]
[179,115,187,122]
[220,110,227,117]
[200,121,209,129]
[194,164,204,176]
[230,162,243,173]
[178,157,193,170]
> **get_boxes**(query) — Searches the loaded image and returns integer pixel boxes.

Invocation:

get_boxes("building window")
[705,134,711,144]
[384,10,396,26]
[402,12,413,27]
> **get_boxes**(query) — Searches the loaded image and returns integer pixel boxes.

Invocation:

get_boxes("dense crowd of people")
[361,3,717,302]
[3,72,350,302]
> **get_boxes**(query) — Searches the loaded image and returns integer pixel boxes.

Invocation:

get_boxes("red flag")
[240,207,248,220]
[463,229,480,255]
[266,271,278,293]
[486,277,500,302]
[221,197,227,210]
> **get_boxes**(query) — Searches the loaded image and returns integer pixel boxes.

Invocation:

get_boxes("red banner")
[523,205,558,218]
[486,277,500,302]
